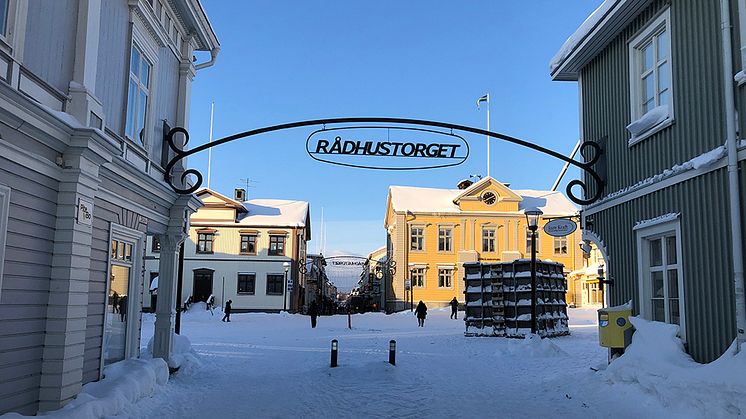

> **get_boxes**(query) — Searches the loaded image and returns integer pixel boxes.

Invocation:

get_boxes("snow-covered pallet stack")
[463,260,569,338]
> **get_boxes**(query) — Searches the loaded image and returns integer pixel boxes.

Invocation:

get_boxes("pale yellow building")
[567,243,606,307]
[384,177,582,311]
[145,188,310,312]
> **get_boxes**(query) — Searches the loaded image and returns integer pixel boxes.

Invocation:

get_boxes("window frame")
[482,227,496,253]
[268,235,286,256]
[410,225,425,252]
[437,267,453,289]
[627,8,674,145]
[0,184,9,300]
[266,273,285,296]
[437,226,453,253]
[410,267,426,288]
[635,217,686,341]
[553,236,568,256]
[240,234,257,255]
[237,272,256,295]
[196,231,214,254]
[125,43,153,145]
[151,235,161,253]
[526,227,540,254]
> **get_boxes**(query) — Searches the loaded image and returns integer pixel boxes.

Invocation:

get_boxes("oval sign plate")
[543,218,577,237]
[306,126,469,170]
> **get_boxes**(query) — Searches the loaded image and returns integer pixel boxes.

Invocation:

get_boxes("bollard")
[330,339,338,368]
[389,340,396,366]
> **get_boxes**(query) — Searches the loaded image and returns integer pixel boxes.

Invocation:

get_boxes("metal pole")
[389,340,396,366]
[530,227,537,335]
[486,93,490,178]
[207,102,214,189]
[175,241,184,334]
[330,340,338,368]
[283,270,288,312]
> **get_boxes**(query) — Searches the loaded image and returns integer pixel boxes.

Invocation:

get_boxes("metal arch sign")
[543,218,577,237]
[306,126,469,170]
[163,117,605,205]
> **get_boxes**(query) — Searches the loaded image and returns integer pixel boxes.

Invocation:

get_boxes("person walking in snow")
[450,297,459,319]
[309,300,318,328]
[221,299,232,322]
[415,300,427,327]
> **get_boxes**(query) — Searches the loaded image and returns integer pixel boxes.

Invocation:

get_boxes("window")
[411,267,425,288]
[628,9,673,142]
[438,268,453,288]
[269,235,285,256]
[0,0,8,36]
[237,273,256,294]
[111,239,133,262]
[553,236,568,255]
[0,185,9,298]
[240,234,257,255]
[266,274,284,295]
[410,226,424,251]
[151,236,161,253]
[125,44,151,143]
[526,228,540,254]
[636,218,685,339]
[196,232,214,254]
[482,228,496,253]
[438,227,452,252]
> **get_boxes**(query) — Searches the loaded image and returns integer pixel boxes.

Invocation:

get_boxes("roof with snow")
[236,199,309,228]
[388,177,578,217]
[550,0,654,81]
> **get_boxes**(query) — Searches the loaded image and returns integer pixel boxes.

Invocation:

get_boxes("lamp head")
[524,208,543,228]
[283,261,290,272]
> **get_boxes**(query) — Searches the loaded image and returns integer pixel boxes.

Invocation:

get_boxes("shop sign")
[77,198,93,225]
[543,218,577,237]
[306,126,469,170]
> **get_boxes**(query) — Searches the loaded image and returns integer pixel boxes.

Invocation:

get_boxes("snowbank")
[0,359,168,419]
[602,316,746,418]
[144,333,201,372]
[495,334,568,358]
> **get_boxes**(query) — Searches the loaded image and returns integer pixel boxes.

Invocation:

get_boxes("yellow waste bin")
[598,303,633,349]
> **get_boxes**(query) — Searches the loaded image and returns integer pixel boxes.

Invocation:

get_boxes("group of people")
[110,292,128,322]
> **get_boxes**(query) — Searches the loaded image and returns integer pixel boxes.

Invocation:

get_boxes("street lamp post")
[409,267,416,313]
[283,261,290,312]
[525,208,543,335]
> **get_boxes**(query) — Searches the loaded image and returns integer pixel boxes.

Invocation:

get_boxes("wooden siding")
[590,166,735,363]
[23,0,78,94]
[581,0,726,196]
[150,47,180,164]
[96,0,132,137]
[0,157,58,415]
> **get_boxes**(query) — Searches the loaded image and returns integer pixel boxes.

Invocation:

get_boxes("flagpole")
[207,101,214,189]
[486,93,490,178]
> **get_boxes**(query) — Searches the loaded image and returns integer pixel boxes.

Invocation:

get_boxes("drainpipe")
[721,0,746,350]
[195,47,220,71]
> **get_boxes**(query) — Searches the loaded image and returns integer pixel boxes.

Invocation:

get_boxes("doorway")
[193,269,214,302]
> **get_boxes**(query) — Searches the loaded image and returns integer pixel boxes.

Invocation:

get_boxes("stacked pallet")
[463,260,569,338]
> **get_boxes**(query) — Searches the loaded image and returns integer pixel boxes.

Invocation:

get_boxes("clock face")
[482,191,497,205]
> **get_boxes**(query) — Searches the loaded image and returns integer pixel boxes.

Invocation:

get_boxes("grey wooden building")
[551,0,746,363]
[0,0,218,415]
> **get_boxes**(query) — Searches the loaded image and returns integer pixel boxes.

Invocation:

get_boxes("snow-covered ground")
[104,305,695,419]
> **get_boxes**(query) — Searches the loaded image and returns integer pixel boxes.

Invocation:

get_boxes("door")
[193,269,214,302]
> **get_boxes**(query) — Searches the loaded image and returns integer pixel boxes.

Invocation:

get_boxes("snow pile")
[549,0,618,74]
[598,144,727,204]
[735,70,746,85]
[626,105,669,142]
[495,334,568,358]
[144,333,201,372]
[633,213,679,230]
[0,359,168,419]
[602,316,746,418]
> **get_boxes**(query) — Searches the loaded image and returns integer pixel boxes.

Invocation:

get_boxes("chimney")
[457,179,473,190]
[234,188,246,201]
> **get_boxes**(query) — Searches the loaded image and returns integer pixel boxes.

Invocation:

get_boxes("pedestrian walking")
[221,300,232,322]
[450,297,459,319]
[118,295,127,322]
[415,300,427,327]
[309,300,318,328]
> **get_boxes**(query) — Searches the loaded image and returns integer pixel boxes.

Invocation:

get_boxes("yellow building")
[567,243,606,307]
[384,177,582,311]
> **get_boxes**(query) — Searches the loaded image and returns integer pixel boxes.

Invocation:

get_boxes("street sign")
[543,218,577,237]
[405,280,411,290]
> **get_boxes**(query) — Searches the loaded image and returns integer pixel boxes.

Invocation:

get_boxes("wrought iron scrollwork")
[163,117,605,205]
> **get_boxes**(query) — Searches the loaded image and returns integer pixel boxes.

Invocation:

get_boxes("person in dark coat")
[450,297,459,319]
[118,295,127,322]
[309,300,319,328]
[415,300,427,327]
[222,300,232,322]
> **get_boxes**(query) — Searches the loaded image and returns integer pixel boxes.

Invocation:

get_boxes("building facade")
[567,243,606,308]
[0,0,218,414]
[551,0,746,362]
[384,177,582,312]
[145,189,310,312]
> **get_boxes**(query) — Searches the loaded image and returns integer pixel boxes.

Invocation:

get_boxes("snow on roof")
[513,190,579,216]
[549,0,619,74]
[236,199,309,227]
[389,185,578,216]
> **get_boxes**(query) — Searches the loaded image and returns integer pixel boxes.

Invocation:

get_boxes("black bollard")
[389,340,396,366]
[331,339,338,368]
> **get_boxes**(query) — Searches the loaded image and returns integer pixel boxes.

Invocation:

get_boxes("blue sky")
[188,1,601,257]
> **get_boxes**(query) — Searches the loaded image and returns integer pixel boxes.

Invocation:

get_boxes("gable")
[453,177,522,212]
